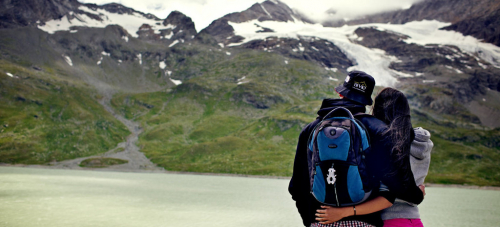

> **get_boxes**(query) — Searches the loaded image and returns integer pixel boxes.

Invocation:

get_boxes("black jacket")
[288,99,423,227]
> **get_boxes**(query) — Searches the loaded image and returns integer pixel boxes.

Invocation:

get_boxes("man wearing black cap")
[288,71,424,227]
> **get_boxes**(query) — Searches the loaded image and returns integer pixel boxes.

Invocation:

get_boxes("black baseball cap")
[335,71,375,105]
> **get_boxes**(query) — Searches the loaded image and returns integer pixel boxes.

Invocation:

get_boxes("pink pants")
[383,219,424,227]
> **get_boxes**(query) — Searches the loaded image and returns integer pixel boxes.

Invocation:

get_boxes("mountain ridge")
[322,0,500,47]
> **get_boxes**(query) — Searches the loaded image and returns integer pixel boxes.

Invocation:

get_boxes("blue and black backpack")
[307,107,372,206]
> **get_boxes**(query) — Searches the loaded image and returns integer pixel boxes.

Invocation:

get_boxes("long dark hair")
[372,87,413,176]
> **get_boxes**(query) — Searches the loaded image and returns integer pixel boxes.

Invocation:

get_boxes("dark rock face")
[163,11,197,41]
[241,37,352,72]
[137,24,161,40]
[442,9,500,47]
[82,3,160,20]
[197,19,235,45]
[353,27,481,74]
[353,26,500,127]
[224,0,296,23]
[0,0,80,28]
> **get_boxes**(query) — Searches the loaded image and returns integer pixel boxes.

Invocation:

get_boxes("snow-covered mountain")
[323,0,500,48]
[2,0,196,46]
[196,0,500,87]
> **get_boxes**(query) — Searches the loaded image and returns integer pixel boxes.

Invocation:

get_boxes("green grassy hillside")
[405,84,500,186]
[108,47,500,186]
[109,49,341,176]
[0,60,129,163]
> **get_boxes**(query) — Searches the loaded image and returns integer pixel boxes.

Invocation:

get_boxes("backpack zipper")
[331,163,340,207]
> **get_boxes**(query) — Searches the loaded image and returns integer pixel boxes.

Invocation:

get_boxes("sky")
[78,0,424,31]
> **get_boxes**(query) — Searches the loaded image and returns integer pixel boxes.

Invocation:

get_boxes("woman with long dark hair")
[372,87,415,185]
[315,87,432,227]
[374,88,433,227]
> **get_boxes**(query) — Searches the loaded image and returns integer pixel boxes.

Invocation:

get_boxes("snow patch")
[284,60,288,64]
[162,30,174,39]
[445,65,463,74]
[169,40,179,48]
[260,4,272,18]
[329,77,339,81]
[70,30,78,33]
[402,4,413,10]
[325,68,338,72]
[6,72,15,78]
[137,53,142,65]
[122,36,129,42]
[237,76,249,85]
[226,52,231,56]
[298,43,305,52]
[390,69,414,78]
[101,51,110,56]
[170,78,182,85]
[423,80,436,83]
[166,70,172,76]
[97,56,103,65]
[159,61,166,69]
[164,24,176,30]
[218,43,225,48]
[63,55,73,66]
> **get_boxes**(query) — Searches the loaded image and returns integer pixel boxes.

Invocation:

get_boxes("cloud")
[147,3,165,11]
[283,0,425,22]
[78,0,425,30]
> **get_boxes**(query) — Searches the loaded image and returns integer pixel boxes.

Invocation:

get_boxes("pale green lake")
[0,167,499,227]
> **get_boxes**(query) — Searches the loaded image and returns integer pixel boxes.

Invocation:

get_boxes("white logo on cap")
[345,75,350,83]
[353,81,367,93]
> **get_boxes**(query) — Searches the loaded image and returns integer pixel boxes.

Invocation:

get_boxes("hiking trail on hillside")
[47,94,165,172]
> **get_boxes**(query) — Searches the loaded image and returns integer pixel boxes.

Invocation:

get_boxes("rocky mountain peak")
[84,2,161,20]
[224,0,297,23]
[162,10,197,41]
[0,0,80,28]
[198,0,311,46]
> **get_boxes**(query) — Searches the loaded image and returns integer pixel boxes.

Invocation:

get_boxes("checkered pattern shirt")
[310,221,375,227]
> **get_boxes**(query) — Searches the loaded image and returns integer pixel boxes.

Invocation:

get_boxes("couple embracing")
[289,71,433,227]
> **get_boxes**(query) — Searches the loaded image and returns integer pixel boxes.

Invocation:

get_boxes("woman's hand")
[419,184,426,197]
[315,205,350,224]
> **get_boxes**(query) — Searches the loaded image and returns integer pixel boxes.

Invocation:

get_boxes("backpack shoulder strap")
[353,113,372,118]
[353,113,372,147]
